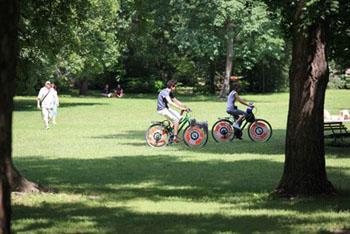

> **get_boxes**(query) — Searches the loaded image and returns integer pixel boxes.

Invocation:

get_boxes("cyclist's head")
[232,82,242,91]
[167,79,178,88]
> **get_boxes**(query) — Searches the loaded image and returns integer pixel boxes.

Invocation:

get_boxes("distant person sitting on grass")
[102,84,112,97]
[157,79,190,143]
[226,82,254,131]
[113,84,124,98]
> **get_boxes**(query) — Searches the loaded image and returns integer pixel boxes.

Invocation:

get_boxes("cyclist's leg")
[158,108,181,138]
[227,108,247,129]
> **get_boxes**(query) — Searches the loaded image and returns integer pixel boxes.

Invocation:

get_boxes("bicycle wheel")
[211,119,235,142]
[248,119,272,142]
[145,124,170,147]
[183,124,208,147]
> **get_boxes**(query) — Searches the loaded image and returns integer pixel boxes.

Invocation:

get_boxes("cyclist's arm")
[172,98,187,109]
[234,93,252,107]
[165,96,186,110]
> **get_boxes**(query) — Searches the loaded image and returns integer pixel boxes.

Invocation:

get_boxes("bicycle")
[211,106,272,143]
[145,110,209,148]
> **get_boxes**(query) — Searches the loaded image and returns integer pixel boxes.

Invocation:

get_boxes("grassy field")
[11,89,350,233]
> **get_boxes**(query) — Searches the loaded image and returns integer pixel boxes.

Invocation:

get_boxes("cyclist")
[226,82,254,130]
[157,80,190,143]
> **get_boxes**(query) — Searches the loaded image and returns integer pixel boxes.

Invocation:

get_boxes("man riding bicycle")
[157,80,190,143]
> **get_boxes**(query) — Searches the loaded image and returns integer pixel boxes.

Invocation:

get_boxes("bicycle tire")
[211,119,235,143]
[183,124,208,147]
[145,123,170,147]
[247,119,272,142]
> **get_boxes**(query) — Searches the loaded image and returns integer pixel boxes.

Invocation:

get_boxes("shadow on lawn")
[13,155,350,233]
[94,129,350,157]
[14,99,107,112]
[12,202,307,234]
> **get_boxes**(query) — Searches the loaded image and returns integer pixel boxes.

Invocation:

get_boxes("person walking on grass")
[226,82,254,131]
[157,80,190,143]
[37,81,59,130]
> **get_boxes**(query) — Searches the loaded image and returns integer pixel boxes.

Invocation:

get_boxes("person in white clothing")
[37,81,59,130]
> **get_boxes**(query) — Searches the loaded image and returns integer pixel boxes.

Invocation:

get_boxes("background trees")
[16,0,289,95]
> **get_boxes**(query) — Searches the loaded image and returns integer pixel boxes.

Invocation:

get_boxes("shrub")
[123,77,164,93]
[328,74,346,89]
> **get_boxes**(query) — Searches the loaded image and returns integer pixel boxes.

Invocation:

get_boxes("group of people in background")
[102,84,124,98]
[37,81,59,130]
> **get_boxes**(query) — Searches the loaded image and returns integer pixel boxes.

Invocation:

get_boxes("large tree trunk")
[219,17,234,100]
[0,0,19,232]
[0,0,50,202]
[275,2,335,196]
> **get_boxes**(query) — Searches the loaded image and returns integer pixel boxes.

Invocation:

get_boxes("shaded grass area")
[11,90,350,233]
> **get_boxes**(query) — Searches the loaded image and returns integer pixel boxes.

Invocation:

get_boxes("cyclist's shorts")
[158,108,181,124]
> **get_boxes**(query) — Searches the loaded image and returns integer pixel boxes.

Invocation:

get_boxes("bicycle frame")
[162,111,192,136]
[225,112,255,131]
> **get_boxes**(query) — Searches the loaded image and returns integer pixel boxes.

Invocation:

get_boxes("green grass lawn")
[11,89,350,233]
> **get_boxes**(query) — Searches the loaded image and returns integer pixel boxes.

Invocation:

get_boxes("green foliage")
[17,0,125,94]
[123,77,164,93]
[327,74,346,89]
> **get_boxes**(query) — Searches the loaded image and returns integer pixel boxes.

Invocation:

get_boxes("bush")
[123,77,164,93]
[328,75,346,89]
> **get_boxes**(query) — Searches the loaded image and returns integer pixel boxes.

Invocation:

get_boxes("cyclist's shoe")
[233,123,241,130]
[173,137,183,143]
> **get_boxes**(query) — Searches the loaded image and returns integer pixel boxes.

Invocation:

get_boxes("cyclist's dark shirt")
[157,88,175,111]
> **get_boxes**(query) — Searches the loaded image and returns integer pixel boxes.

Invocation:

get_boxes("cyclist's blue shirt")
[226,90,237,111]
[157,88,175,111]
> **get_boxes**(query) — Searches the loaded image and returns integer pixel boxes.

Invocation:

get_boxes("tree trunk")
[0,0,19,232]
[219,17,234,100]
[275,2,335,196]
[79,77,89,96]
[208,60,216,94]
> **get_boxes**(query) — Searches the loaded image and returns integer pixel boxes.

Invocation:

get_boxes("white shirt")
[38,87,58,108]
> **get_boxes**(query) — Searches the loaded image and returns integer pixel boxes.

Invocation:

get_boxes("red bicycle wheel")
[183,125,208,147]
[248,119,272,142]
[145,124,169,147]
[211,119,235,142]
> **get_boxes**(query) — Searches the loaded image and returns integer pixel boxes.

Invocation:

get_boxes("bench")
[324,121,350,146]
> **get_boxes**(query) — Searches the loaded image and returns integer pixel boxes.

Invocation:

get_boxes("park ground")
[11,89,350,233]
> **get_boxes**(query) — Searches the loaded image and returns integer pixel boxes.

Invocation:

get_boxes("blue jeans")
[226,108,247,121]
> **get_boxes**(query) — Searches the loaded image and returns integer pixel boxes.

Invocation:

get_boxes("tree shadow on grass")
[13,155,350,233]
[12,201,312,234]
[14,99,107,112]
[93,129,350,157]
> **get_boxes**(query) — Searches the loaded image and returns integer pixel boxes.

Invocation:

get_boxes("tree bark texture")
[0,0,19,233]
[276,2,335,196]
[219,17,233,100]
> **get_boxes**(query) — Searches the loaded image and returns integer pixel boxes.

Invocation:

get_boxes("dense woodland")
[16,0,348,96]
